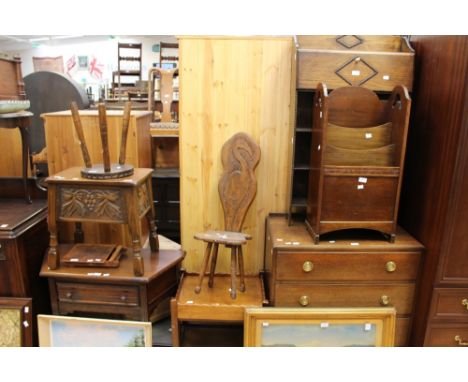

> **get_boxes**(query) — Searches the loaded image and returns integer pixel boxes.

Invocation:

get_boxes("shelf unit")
[159,42,179,67]
[112,43,142,99]
[288,35,415,224]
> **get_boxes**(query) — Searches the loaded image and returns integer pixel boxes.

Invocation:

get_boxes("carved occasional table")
[46,167,159,276]
[0,111,33,203]
[40,246,185,321]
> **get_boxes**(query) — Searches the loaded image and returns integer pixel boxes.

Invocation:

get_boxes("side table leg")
[146,209,159,252]
[18,125,32,203]
[74,222,84,243]
[47,184,59,269]
[129,205,144,276]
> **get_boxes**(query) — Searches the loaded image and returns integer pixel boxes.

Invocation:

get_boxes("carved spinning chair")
[194,132,261,299]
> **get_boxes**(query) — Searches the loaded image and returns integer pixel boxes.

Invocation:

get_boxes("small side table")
[46,167,159,276]
[40,246,185,321]
[0,111,33,203]
[170,273,267,346]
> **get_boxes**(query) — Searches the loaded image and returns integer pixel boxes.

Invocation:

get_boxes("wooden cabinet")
[399,36,468,346]
[0,199,51,343]
[289,36,415,222]
[264,214,423,346]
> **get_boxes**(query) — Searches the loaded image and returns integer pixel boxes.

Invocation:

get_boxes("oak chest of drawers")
[264,214,423,346]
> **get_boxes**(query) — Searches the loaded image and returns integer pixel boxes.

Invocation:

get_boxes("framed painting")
[0,297,33,347]
[78,56,88,69]
[38,315,152,347]
[244,307,396,347]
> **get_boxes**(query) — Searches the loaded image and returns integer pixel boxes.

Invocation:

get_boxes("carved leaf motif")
[60,188,123,220]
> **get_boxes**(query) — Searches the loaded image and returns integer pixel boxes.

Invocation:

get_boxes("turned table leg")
[195,242,213,293]
[146,206,159,252]
[129,203,144,276]
[47,184,59,269]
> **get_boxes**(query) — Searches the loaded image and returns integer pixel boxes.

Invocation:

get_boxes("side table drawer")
[275,283,415,315]
[57,282,139,307]
[429,288,468,321]
[276,251,420,282]
[425,324,468,347]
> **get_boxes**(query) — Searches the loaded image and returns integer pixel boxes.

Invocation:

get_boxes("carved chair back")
[218,132,261,232]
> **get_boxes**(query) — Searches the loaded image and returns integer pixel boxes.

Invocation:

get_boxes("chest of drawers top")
[267,214,424,254]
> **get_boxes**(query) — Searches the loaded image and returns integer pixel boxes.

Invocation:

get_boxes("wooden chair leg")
[230,246,237,299]
[237,245,245,292]
[208,243,219,288]
[195,242,213,294]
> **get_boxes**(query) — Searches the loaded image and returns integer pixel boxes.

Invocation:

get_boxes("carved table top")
[46,167,153,187]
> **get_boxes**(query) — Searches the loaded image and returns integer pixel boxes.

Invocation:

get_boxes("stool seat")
[194,230,251,246]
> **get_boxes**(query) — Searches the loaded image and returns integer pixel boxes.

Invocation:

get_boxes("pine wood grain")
[179,36,294,273]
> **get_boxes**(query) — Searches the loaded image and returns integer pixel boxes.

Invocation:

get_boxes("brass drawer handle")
[65,292,73,299]
[299,295,310,307]
[462,299,468,310]
[385,261,397,273]
[380,295,390,306]
[454,335,468,346]
[120,295,128,302]
[302,261,314,273]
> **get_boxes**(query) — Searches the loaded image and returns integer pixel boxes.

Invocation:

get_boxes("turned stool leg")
[230,246,237,299]
[237,245,245,293]
[195,242,213,293]
[208,243,219,288]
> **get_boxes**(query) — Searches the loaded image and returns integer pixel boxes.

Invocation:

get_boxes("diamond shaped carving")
[335,56,378,86]
[336,35,363,49]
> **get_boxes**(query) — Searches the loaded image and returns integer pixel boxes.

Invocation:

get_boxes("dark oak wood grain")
[398,36,468,346]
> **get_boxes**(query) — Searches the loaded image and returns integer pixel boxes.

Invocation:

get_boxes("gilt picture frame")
[244,307,396,347]
[37,315,152,347]
[0,297,33,347]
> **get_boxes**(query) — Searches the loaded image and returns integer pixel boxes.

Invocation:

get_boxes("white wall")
[3,35,178,100]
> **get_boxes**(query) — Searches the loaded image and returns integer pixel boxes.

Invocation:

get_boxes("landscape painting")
[38,315,152,347]
[244,307,396,347]
[261,323,377,347]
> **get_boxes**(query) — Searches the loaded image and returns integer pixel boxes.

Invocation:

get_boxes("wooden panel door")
[179,37,295,273]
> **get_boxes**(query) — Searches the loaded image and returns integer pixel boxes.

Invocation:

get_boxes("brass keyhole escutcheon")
[302,261,314,273]
[462,299,468,310]
[454,335,468,346]
[385,261,396,273]
[380,295,390,306]
[299,295,310,307]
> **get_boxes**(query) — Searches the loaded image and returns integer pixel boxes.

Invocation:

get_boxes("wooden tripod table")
[46,167,159,276]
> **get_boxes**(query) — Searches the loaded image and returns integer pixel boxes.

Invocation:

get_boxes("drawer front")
[275,283,415,315]
[430,288,468,321]
[425,324,468,347]
[297,51,414,91]
[57,282,139,307]
[276,251,420,282]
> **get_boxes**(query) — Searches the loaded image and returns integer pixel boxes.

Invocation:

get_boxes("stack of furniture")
[399,36,468,346]
[263,35,422,347]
